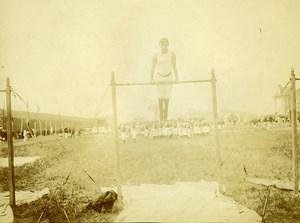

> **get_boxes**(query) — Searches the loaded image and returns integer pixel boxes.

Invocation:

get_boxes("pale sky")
[0,0,300,122]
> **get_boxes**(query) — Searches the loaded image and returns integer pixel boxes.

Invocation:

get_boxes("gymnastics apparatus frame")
[110,68,224,200]
[2,68,298,209]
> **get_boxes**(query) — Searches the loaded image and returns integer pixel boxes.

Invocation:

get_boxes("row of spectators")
[0,127,82,142]
[119,119,226,143]
[249,114,290,127]
[0,125,114,142]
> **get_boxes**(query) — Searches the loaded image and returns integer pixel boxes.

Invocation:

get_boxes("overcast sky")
[0,0,300,121]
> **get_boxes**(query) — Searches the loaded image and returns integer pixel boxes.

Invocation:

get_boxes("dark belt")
[157,72,172,77]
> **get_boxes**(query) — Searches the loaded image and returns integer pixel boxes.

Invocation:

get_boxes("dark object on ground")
[86,190,118,213]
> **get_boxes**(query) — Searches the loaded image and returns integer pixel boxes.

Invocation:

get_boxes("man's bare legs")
[164,99,169,121]
[159,99,164,122]
[158,99,170,122]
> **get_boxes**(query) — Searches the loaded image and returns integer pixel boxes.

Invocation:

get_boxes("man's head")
[159,38,169,53]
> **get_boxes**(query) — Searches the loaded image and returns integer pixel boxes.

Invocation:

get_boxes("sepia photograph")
[0,0,300,222]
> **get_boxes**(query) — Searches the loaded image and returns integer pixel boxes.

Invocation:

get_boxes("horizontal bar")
[114,79,212,87]
[296,78,300,81]
[0,89,5,92]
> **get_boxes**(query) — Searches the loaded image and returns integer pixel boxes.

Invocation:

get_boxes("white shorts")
[155,73,174,99]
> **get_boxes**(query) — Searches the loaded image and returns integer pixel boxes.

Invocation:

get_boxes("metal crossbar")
[113,79,212,87]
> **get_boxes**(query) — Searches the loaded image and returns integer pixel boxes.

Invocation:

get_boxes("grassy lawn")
[0,127,300,222]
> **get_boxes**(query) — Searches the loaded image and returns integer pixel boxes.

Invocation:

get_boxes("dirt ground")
[0,127,300,222]
[109,181,261,222]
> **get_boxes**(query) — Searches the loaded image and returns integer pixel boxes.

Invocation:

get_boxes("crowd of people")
[0,124,114,143]
[1,118,227,144]
[249,114,290,128]
[119,119,226,143]
[0,126,82,143]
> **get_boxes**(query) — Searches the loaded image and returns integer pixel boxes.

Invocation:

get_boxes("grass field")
[1,127,300,222]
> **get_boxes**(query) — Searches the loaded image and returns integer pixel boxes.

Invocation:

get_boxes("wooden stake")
[211,68,224,194]
[45,117,48,136]
[111,72,122,200]
[291,67,299,195]
[59,113,62,130]
[76,120,78,133]
[39,120,42,136]
[34,122,37,136]
[6,78,15,207]
[20,118,23,132]
[262,187,270,221]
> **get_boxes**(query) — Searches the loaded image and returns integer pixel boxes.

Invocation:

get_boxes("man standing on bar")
[150,38,179,122]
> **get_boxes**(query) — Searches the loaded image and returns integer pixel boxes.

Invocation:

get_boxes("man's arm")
[172,52,179,81]
[150,55,157,82]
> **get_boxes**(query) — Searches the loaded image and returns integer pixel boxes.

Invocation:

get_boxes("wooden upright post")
[6,78,15,207]
[111,72,122,200]
[211,68,224,194]
[291,67,299,195]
